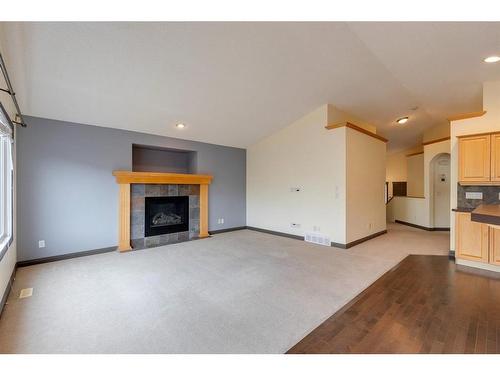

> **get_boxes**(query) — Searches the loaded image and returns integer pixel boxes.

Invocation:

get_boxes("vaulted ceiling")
[1,22,500,151]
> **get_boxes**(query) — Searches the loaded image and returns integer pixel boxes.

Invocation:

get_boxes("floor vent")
[304,232,331,246]
[19,288,33,299]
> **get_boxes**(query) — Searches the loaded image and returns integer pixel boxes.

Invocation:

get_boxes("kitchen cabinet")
[455,212,489,263]
[489,226,500,265]
[490,133,500,182]
[458,134,491,183]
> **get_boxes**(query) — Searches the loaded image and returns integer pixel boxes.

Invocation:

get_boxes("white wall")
[346,127,386,242]
[450,81,500,251]
[386,196,428,227]
[247,105,347,244]
[0,24,17,305]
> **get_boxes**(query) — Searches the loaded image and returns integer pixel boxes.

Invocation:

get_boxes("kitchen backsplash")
[457,184,500,209]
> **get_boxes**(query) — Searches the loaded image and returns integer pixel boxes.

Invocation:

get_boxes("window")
[0,101,13,259]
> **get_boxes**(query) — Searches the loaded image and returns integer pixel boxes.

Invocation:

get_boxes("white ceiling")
[2,22,500,151]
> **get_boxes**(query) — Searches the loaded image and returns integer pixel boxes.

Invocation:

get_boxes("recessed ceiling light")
[176,123,186,129]
[484,56,500,63]
[396,117,409,125]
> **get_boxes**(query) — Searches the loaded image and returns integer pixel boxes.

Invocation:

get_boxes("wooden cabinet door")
[490,133,500,182]
[456,212,489,263]
[489,227,500,265]
[458,135,491,183]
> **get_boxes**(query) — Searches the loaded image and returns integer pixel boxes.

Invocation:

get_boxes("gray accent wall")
[16,116,246,261]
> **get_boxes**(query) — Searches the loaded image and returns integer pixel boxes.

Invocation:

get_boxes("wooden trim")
[344,230,387,248]
[406,151,424,157]
[422,136,450,146]
[246,226,304,241]
[395,220,450,231]
[209,226,247,235]
[16,246,117,267]
[112,171,213,185]
[325,122,388,143]
[456,131,499,138]
[459,181,500,186]
[448,110,486,122]
[118,184,132,252]
[247,226,387,248]
[199,184,209,238]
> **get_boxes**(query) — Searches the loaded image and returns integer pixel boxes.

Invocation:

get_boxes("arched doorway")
[430,153,451,229]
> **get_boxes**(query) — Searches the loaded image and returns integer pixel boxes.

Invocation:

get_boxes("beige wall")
[387,139,450,228]
[423,122,450,143]
[247,104,385,245]
[327,104,377,134]
[386,196,427,226]
[247,105,347,244]
[407,153,424,197]
[450,81,500,252]
[346,127,386,242]
[386,144,423,197]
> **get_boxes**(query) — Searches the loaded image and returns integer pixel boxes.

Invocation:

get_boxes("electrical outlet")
[38,240,45,248]
[291,223,301,228]
[465,192,483,200]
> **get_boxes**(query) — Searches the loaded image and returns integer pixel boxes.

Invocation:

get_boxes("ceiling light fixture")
[484,56,500,63]
[176,123,186,129]
[396,117,409,125]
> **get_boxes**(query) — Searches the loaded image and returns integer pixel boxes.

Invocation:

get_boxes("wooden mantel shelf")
[112,171,213,185]
[112,171,213,252]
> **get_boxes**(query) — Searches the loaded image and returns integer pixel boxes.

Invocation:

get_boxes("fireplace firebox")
[144,196,189,237]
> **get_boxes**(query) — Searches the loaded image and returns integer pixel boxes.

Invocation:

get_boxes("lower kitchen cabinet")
[455,212,489,263]
[489,226,500,265]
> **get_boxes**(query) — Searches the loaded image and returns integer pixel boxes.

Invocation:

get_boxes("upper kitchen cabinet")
[491,133,500,182]
[458,134,491,183]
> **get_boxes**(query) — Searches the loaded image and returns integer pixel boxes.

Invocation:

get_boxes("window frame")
[0,101,13,262]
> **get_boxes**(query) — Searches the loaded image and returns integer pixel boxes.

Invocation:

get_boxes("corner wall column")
[199,184,209,238]
[118,183,132,251]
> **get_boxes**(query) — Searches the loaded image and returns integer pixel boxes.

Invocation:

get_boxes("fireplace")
[144,196,189,237]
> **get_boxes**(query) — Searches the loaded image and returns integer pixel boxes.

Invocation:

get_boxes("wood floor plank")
[287,255,500,354]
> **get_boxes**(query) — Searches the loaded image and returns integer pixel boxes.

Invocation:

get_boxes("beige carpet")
[0,223,449,353]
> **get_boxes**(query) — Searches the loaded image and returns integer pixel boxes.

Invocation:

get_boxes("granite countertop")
[470,204,500,226]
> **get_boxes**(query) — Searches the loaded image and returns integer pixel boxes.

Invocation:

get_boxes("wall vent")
[304,232,331,246]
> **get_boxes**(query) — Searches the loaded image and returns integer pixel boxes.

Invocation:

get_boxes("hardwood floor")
[287,255,500,354]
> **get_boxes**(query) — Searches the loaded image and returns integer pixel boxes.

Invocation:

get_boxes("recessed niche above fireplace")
[145,196,189,237]
[132,144,197,174]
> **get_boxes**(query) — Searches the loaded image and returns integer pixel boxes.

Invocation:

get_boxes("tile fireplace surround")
[112,171,213,252]
[131,184,200,249]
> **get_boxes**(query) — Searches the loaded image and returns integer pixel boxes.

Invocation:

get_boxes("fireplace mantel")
[112,171,213,185]
[112,171,213,252]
